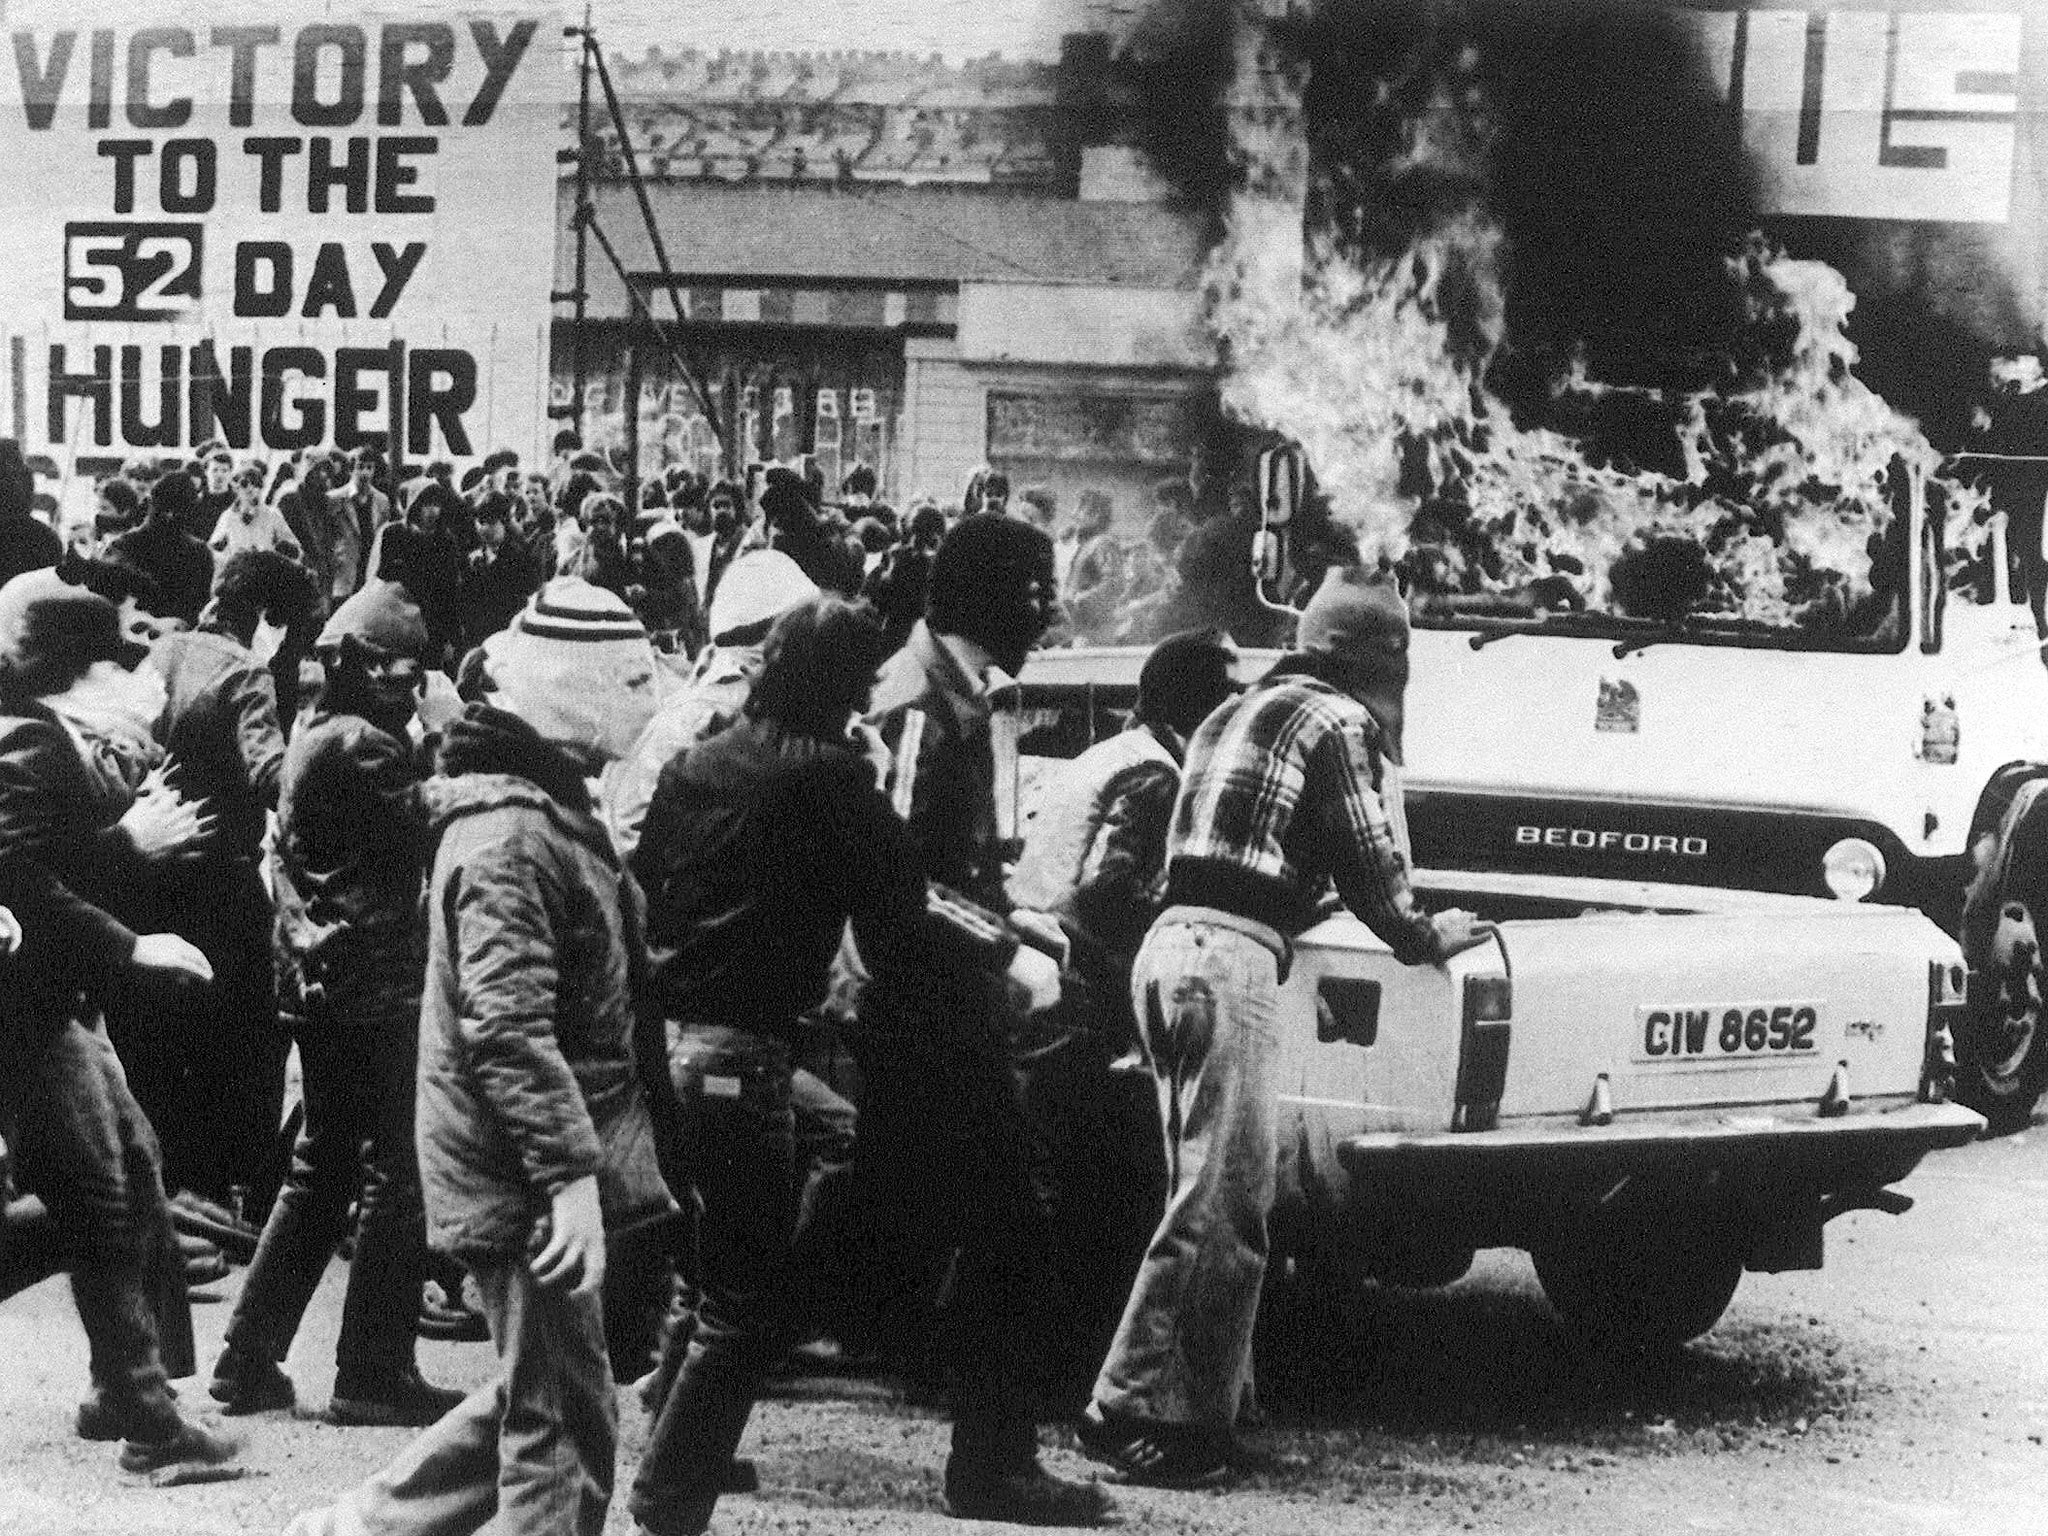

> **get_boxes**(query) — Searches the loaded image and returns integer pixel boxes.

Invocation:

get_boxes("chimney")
[1053,31,1112,197]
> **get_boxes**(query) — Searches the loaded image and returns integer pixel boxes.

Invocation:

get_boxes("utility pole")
[560,4,595,444]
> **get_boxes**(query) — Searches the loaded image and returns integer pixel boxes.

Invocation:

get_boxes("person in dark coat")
[209,577,466,1429]
[106,471,214,626]
[105,551,312,1211]
[761,468,863,597]
[460,492,542,651]
[285,577,676,1536]
[372,484,470,668]
[627,596,1043,1536]
[0,438,60,588]
[844,516,1111,1525]
[0,570,241,1475]
[861,500,947,656]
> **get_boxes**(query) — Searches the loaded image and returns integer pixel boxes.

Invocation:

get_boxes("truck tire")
[1957,771,2048,1130]
[1531,1229,1743,1354]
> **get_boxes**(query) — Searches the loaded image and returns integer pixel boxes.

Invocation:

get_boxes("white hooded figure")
[482,577,661,768]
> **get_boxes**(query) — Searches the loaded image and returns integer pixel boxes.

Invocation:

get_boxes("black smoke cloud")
[1111,0,2019,454]
[1299,0,1763,406]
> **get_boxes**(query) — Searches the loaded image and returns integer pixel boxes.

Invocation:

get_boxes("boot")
[118,1415,243,1475]
[208,1349,296,1416]
[942,1461,1111,1526]
[329,1367,466,1427]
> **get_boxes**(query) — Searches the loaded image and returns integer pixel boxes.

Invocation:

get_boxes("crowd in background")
[0,423,1386,1535]
[0,435,1283,689]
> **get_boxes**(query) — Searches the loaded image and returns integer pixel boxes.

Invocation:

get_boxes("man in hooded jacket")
[286,577,678,1536]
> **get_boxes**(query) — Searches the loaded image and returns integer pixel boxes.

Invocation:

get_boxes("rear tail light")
[1923,958,1965,1103]
[1453,973,1512,1132]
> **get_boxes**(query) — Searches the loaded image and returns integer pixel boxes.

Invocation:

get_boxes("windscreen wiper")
[1611,621,1688,659]
[1465,611,1596,650]
[1468,621,1536,651]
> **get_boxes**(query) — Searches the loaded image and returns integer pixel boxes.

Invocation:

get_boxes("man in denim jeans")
[628,595,1103,1535]
[1080,567,1494,1487]
[0,571,238,1475]
[285,579,676,1536]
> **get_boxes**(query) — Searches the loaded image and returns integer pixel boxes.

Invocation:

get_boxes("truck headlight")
[1823,838,1886,902]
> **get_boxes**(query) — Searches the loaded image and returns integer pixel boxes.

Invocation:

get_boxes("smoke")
[1183,0,1993,631]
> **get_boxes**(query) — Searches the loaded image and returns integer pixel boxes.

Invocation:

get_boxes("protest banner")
[0,1,561,505]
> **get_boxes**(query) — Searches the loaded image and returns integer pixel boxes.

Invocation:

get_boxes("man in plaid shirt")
[1080,565,1493,1487]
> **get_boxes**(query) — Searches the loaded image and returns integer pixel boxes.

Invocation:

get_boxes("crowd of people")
[0,426,1482,1535]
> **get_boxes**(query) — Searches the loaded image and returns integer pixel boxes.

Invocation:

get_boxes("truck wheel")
[1532,1233,1743,1354]
[1955,893,2048,1130]
[1957,768,2048,1130]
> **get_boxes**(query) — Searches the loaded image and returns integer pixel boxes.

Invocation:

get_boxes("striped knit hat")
[483,577,659,762]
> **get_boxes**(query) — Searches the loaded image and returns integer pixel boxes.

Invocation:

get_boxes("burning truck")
[1012,0,2048,1349]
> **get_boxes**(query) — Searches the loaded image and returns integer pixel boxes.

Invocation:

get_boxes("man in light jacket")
[286,579,679,1536]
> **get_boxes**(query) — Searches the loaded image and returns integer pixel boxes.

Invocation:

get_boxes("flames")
[1205,15,1990,634]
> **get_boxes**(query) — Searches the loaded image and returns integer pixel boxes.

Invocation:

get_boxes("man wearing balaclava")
[1079,566,1494,1488]
[286,577,677,1536]
[210,576,467,1431]
[847,516,1109,1526]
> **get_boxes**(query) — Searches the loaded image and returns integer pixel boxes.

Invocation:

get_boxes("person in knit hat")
[210,571,469,1428]
[603,550,818,858]
[480,576,661,765]
[287,577,677,1536]
[1079,565,1493,1488]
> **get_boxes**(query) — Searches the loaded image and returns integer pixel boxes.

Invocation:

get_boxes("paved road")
[3,1112,2047,1536]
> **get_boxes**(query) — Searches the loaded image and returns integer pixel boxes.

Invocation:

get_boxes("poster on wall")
[1679,6,2026,224]
[0,1,561,505]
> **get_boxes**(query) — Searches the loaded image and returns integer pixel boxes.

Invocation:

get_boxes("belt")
[1153,904,1293,984]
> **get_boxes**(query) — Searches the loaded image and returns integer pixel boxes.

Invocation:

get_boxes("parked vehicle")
[1011,519,1992,1350]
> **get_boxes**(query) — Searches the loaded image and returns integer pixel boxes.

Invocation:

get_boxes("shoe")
[1075,1403,1231,1489]
[118,1416,243,1475]
[417,1280,489,1343]
[943,1461,1112,1525]
[208,1352,296,1416]
[77,1382,181,1441]
[329,1369,466,1427]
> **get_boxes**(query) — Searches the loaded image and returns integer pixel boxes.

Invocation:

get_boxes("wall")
[902,337,987,507]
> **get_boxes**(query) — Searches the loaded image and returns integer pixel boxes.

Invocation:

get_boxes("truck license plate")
[1634,1003,1821,1063]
